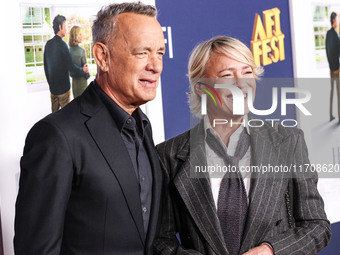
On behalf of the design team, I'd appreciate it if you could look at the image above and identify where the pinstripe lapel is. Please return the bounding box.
[240,118,291,253]
[174,122,228,255]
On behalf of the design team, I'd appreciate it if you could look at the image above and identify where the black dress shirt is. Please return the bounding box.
[326,27,340,71]
[43,35,84,95]
[93,81,153,236]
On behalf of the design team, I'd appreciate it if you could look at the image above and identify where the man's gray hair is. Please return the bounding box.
[92,2,157,44]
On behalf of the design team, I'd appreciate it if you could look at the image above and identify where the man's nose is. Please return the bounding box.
[146,55,163,74]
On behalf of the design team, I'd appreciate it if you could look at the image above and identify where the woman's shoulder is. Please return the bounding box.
[70,45,85,52]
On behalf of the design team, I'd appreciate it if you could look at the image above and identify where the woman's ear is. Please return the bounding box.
[92,42,110,72]
[194,82,204,96]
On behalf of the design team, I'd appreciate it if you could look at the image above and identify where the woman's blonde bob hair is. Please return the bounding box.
[188,36,264,118]
[69,26,81,47]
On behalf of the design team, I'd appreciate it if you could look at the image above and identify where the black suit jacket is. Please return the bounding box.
[154,119,331,255]
[14,82,163,255]
[326,28,340,71]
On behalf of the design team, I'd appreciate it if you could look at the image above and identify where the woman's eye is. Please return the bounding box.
[221,74,232,77]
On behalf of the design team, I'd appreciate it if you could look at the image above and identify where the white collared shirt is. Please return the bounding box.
[203,115,251,208]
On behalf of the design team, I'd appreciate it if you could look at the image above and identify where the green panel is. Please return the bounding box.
[34,35,43,43]
[31,8,42,26]
[35,46,44,62]
[24,35,32,43]
[315,36,319,47]
[83,43,91,59]
[44,8,50,25]
[321,35,325,46]
[22,7,32,26]
[25,46,34,63]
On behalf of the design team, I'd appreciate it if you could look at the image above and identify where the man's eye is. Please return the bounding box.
[137,52,147,56]
[221,74,232,77]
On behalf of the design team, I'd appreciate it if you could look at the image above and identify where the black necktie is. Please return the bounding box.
[206,128,250,255]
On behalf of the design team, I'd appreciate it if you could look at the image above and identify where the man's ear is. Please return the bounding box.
[92,42,110,72]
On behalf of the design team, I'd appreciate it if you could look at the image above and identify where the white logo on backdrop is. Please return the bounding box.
[162,26,173,59]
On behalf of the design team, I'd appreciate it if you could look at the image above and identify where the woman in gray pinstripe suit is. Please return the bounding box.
[154,36,331,255]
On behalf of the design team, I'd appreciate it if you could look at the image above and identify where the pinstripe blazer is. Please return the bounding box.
[154,119,331,255]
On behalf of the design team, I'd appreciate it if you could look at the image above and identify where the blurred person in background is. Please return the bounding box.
[44,15,89,112]
[69,25,90,98]
[326,12,340,123]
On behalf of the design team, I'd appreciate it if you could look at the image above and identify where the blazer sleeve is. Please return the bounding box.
[14,119,74,255]
[154,143,204,255]
[263,129,331,255]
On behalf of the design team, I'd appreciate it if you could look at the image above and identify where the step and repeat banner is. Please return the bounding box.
[156,0,294,139]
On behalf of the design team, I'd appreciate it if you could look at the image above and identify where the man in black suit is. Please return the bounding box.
[326,12,340,122]
[14,2,165,254]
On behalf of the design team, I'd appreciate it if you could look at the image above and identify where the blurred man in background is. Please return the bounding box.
[326,12,340,123]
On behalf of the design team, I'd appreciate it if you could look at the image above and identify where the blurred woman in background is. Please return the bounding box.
[69,26,90,98]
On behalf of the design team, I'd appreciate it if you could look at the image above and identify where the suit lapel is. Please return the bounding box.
[240,119,289,253]
[174,122,228,255]
[80,84,145,244]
